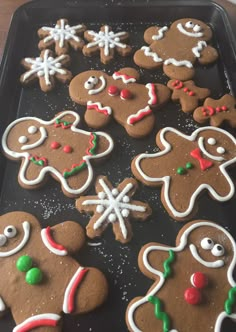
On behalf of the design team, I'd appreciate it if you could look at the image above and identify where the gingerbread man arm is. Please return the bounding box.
[143,26,169,44]
[195,44,218,65]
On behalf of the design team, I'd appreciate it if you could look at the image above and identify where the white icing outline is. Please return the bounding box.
[88,76,106,95]
[0,221,30,258]
[112,72,136,83]
[177,23,204,37]
[41,228,68,256]
[152,26,168,40]
[21,127,47,151]
[127,106,152,126]
[87,101,112,115]
[192,41,207,57]
[134,126,236,219]
[2,111,114,196]
[164,58,193,68]
[0,296,6,312]
[141,46,163,62]
[145,83,157,105]
[13,313,61,332]
[127,221,236,332]
[82,178,146,240]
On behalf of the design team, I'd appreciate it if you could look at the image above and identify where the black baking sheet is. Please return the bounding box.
[0,0,236,331]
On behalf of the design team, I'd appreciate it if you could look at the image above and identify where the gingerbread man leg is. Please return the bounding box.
[133,47,163,70]
[12,312,62,332]
[163,63,195,80]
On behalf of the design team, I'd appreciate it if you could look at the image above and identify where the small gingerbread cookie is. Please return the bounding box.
[167,79,210,113]
[131,126,236,221]
[38,18,86,55]
[69,67,170,138]
[126,220,236,332]
[0,211,108,331]
[134,18,218,80]
[2,111,114,197]
[20,49,72,92]
[82,25,132,64]
[193,94,236,128]
[76,176,152,243]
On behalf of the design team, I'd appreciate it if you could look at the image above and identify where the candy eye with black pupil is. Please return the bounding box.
[4,226,17,238]
[201,237,214,250]
[185,21,194,28]
[211,244,225,257]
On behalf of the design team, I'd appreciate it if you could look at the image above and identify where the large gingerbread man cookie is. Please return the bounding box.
[0,211,108,331]
[131,126,236,221]
[134,18,218,80]
[2,111,114,197]
[126,220,236,332]
[69,67,170,138]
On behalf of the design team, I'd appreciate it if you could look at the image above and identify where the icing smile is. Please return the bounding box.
[198,137,225,161]
[189,244,224,268]
[177,23,203,37]
[21,127,47,151]
[0,221,30,257]
[85,76,106,95]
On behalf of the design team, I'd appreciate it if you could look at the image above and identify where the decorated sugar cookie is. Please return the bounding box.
[2,111,113,198]
[126,220,236,332]
[76,176,152,243]
[0,211,108,332]
[38,18,86,55]
[20,49,72,92]
[134,18,218,80]
[193,94,236,128]
[82,25,132,64]
[131,126,236,221]
[69,67,170,138]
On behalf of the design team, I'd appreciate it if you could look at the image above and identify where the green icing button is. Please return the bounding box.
[186,162,193,169]
[26,267,43,285]
[177,167,186,175]
[16,255,33,272]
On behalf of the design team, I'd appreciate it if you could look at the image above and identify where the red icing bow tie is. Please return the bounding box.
[190,148,213,171]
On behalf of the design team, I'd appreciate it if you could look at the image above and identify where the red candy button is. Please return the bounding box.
[108,85,119,96]
[51,141,61,149]
[120,89,132,100]
[184,287,201,305]
[63,145,73,153]
[191,272,208,289]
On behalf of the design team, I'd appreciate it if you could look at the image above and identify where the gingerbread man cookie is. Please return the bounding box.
[131,126,236,221]
[20,49,72,92]
[38,18,86,55]
[82,25,132,64]
[193,94,236,128]
[134,18,218,80]
[167,79,210,113]
[0,211,108,331]
[2,111,113,198]
[126,220,236,332]
[76,176,152,244]
[69,68,170,138]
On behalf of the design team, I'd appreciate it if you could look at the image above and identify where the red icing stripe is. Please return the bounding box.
[68,268,88,313]
[128,107,152,125]
[45,227,67,252]
[87,103,110,116]
[16,318,58,332]
[149,83,157,105]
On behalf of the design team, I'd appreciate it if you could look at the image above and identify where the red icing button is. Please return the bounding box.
[108,85,119,96]
[191,272,208,289]
[120,89,132,100]
[188,91,195,96]
[63,145,73,153]
[51,141,61,149]
[184,287,202,305]
[221,105,228,111]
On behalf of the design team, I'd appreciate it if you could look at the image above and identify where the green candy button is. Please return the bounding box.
[16,255,33,272]
[177,167,186,175]
[26,267,43,285]
[186,162,193,169]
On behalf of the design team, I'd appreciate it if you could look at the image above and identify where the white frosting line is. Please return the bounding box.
[88,76,106,95]
[134,126,236,219]
[164,58,193,68]
[152,26,168,40]
[192,40,207,57]
[87,101,112,115]
[21,127,47,151]
[13,313,61,332]
[189,244,224,268]
[141,46,163,62]
[215,312,236,332]
[177,23,204,37]
[0,296,6,311]
[0,221,30,257]
[127,106,152,126]
[41,228,68,256]
[145,83,157,105]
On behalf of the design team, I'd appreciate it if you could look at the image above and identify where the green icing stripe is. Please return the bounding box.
[148,296,170,332]
[163,250,175,279]
[225,287,236,314]
[30,157,46,167]
[63,162,87,179]
[55,119,72,127]
[88,133,97,155]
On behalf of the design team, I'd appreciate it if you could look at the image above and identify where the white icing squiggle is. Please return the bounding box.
[164,58,193,68]
[192,40,207,57]
[141,46,163,62]
[87,101,112,115]
[152,26,168,40]
[112,72,136,83]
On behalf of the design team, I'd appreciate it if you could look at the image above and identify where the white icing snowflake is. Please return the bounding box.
[23,50,68,86]
[82,178,146,239]
[86,25,127,56]
[41,19,84,48]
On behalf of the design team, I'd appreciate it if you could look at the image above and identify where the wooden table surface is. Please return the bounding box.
[0,0,236,61]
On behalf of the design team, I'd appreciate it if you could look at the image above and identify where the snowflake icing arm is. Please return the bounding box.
[76,176,152,243]
[38,18,86,55]
[83,25,132,64]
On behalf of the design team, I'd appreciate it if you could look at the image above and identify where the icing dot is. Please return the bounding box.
[0,234,7,247]
[63,145,73,153]
[18,136,28,144]
[121,209,129,217]
[193,24,201,32]
[16,255,33,272]
[184,287,201,305]
[28,126,37,134]
[96,205,104,213]
[112,188,119,196]
[122,195,130,203]
[120,89,132,100]
[108,85,119,96]
[98,192,106,199]
[26,267,43,285]
[108,213,116,222]
[49,69,55,75]
[191,272,208,289]
[207,138,216,145]
[37,70,44,77]
[51,141,61,149]
[217,147,225,154]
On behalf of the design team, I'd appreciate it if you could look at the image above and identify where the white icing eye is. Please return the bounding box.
[28,126,38,134]
[18,136,28,144]
[207,138,216,145]
[201,237,214,250]
[185,21,194,29]
[89,76,98,84]
[4,226,17,238]
[0,234,7,247]
[84,76,98,90]
[211,244,225,257]
[193,24,201,32]
[217,147,225,154]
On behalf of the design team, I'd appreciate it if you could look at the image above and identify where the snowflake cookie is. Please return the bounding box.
[0,211,108,331]
[82,25,132,64]
[126,220,236,332]
[20,49,72,92]
[76,176,152,243]
[38,18,86,55]
[2,111,114,198]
